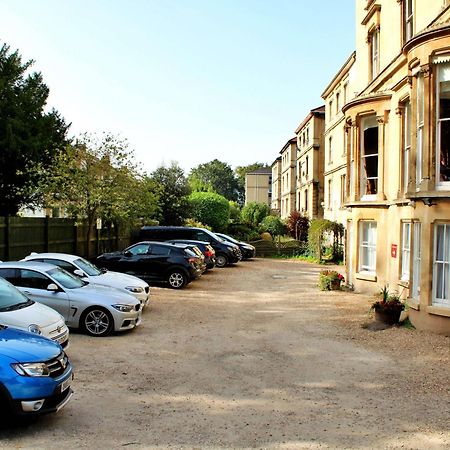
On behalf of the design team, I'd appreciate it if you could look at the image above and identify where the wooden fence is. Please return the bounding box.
[0,217,137,261]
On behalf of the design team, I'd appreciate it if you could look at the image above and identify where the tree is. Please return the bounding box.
[0,43,70,215]
[259,215,286,238]
[188,159,239,201]
[149,162,191,225]
[235,162,269,204]
[188,191,230,231]
[241,202,271,227]
[228,201,241,222]
[286,210,310,241]
[40,133,158,254]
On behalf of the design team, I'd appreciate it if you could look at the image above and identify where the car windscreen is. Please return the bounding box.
[75,258,102,276]
[47,267,86,289]
[220,234,238,244]
[184,249,197,258]
[0,278,31,311]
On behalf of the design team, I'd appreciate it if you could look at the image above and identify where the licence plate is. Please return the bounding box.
[59,377,71,393]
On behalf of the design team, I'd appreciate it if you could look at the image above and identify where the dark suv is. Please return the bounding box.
[139,226,241,268]
[95,242,203,289]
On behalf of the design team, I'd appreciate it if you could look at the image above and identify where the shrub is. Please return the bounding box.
[259,215,286,238]
[318,270,345,291]
[241,202,271,227]
[286,210,310,242]
[227,222,259,241]
[188,191,230,231]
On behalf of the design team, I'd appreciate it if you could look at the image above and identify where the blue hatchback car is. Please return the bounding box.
[0,326,73,416]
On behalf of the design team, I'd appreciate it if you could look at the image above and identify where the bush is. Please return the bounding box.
[318,270,345,291]
[228,201,241,222]
[188,192,230,231]
[227,222,259,241]
[286,210,309,242]
[259,215,286,238]
[241,202,271,227]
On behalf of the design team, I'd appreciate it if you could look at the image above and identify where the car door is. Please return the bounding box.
[118,243,156,279]
[145,244,172,279]
[17,269,71,321]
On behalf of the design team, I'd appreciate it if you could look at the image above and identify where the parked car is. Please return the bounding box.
[170,243,207,273]
[22,252,150,309]
[167,239,216,270]
[0,262,141,337]
[95,241,203,289]
[215,233,256,260]
[139,226,241,267]
[0,326,73,416]
[0,277,69,348]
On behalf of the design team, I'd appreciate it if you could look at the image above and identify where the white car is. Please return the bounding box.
[22,252,150,308]
[0,262,141,337]
[0,276,69,348]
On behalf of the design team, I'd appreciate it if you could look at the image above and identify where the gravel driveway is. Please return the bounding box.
[1,258,449,449]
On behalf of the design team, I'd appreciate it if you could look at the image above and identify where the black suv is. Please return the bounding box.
[139,226,241,268]
[95,242,203,289]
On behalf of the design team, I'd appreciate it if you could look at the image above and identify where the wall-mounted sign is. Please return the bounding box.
[391,244,397,258]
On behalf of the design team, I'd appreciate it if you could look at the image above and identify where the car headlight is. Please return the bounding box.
[28,324,42,335]
[11,362,50,377]
[125,286,144,293]
[112,304,135,312]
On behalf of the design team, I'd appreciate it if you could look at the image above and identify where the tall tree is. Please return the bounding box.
[188,159,239,201]
[149,162,191,225]
[234,162,269,204]
[39,133,158,253]
[0,43,70,215]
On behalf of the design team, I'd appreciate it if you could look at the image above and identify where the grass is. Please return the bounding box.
[267,254,318,263]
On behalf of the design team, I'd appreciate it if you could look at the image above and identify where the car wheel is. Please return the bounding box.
[215,254,228,268]
[167,270,187,289]
[81,307,114,337]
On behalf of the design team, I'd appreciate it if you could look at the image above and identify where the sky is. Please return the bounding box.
[0,0,355,174]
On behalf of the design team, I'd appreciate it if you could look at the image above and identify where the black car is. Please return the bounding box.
[215,233,256,260]
[139,226,241,268]
[167,240,216,270]
[95,241,203,289]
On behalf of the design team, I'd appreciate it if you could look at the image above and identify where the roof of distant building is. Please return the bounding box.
[247,166,272,175]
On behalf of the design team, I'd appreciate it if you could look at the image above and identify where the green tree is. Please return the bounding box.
[241,202,271,227]
[40,133,157,254]
[188,159,239,201]
[188,191,230,231]
[0,43,70,215]
[228,201,241,222]
[149,162,191,225]
[235,162,269,204]
[259,215,286,238]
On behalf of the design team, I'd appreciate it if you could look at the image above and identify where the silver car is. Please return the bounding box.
[0,262,141,337]
[22,252,150,308]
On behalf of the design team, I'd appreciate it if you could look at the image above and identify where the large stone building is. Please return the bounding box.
[295,106,325,220]
[279,138,297,219]
[244,167,272,206]
[342,0,450,333]
[321,53,356,226]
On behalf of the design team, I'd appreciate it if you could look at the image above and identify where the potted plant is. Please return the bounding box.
[318,270,345,291]
[371,286,405,325]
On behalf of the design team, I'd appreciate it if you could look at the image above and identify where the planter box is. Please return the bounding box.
[374,309,401,325]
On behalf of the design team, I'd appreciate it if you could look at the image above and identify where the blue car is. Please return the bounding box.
[0,325,73,416]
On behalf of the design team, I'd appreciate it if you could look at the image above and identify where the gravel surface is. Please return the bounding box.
[1,258,449,449]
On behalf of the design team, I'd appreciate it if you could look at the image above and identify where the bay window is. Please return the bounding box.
[403,101,411,192]
[436,62,450,185]
[433,224,450,307]
[416,74,424,186]
[360,115,378,197]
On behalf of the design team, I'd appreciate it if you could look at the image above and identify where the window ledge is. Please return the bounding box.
[426,305,450,318]
[356,271,377,282]
[398,280,409,288]
[407,299,420,310]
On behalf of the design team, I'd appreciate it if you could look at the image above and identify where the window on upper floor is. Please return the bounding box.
[305,156,309,177]
[306,126,310,145]
[360,115,378,197]
[328,136,333,164]
[343,83,348,105]
[436,62,450,186]
[304,189,308,212]
[340,174,346,206]
[369,27,380,80]
[329,100,333,119]
[416,73,424,187]
[402,100,411,192]
[336,92,340,114]
[327,179,332,209]
[403,0,414,43]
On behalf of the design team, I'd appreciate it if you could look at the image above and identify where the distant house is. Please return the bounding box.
[245,166,272,206]
[271,157,282,213]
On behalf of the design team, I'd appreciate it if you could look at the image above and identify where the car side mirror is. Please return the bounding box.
[47,283,59,292]
[73,269,85,277]
[124,251,133,257]
[100,267,107,273]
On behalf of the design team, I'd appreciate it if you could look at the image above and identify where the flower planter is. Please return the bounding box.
[374,309,401,325]
[330,280,341,290]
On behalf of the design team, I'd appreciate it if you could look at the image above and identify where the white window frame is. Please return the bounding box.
[401,222,411,281]
[432,223,450,307]
[370,28,380,80]
[359,221,377,274]
[360,115,378,199]
[411,222,421,301]
[436,62,450,189]
[403,101,411,192]
[416,74,424,188]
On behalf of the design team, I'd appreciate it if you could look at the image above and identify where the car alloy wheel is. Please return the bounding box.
[82,308,114,337]
[168,271,187,289]
[215,254,228,268]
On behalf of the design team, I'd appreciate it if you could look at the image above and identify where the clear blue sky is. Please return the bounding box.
[0,0,355,174]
